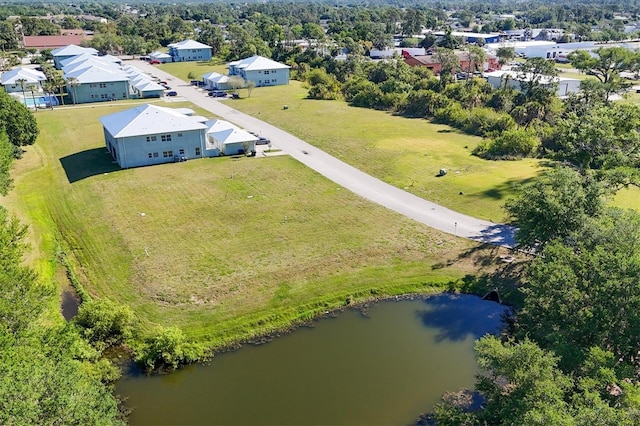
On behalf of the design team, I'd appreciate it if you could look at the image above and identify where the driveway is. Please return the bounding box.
[134,60,516,247]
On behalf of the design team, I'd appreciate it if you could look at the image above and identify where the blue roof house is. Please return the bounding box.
[227,55,290,87]
[99,104,210,168]
[168,40,212,62]
[64,65,130,104]
[51,44,98,69]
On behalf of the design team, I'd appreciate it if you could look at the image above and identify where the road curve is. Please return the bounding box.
[134,61,516,248]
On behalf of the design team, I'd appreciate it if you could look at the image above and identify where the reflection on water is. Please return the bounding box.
[117,294,507,425]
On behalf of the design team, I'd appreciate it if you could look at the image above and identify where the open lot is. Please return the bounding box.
[3,101,502,347]
[221,80,544,221]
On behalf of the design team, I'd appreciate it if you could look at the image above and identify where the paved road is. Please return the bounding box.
[133,60,516,247]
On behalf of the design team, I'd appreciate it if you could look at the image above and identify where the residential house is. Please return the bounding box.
[99,104,210,168]
[149,51,172,63]
[202,71,231,90]
[168,40,212,62]
[403,50,500,74]
[205,119,258,155]
[484,70,581,97]
[65,65,130,104]
[227,55,290,87]
[51,44,98,69]
[1,67,46,93]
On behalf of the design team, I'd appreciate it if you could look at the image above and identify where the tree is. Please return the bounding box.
[437,27,459,50]
[516,57,558,102]
[504,167,604,248]
[0,90,39,151]
[246,80,256,98]
[0,131,14,195]
[434,47,459,88]
[568,47,637,102]
[518,208,640,371]
[463,45,486,78]
[553,103,640,180]
[15,78,27,108]
[401,8,424,36]
[228,76,245,93]
[67,77,80,105]
[569,47,639,85]
[496,47,515,66]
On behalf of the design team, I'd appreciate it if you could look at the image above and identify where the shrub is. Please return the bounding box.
[135,326,209,371]
[74,299,134,348]
[434,102,470,129]
[398,90,452,118]
[465,107,516,136]
[473,128,540,159]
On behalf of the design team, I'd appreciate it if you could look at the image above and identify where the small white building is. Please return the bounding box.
[484,70,581,97]
[205,119,258,155]
[149,51,172,63]
[0,67,46,93]
[202,71,231,90]
[227,55,290,87]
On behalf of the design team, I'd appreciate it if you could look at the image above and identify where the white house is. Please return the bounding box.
[0,67,46,93]
[99,104,211,168]
[227,55,290,87]
[205,119,258,155]
[149,51,172,63]
[484,70,581,97]
[168,40,213,62]
[202,71,231,90]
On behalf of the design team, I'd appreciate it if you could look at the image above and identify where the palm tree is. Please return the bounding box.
[67,77,80,105]
[16,78,27,107]
[27,83,38,112]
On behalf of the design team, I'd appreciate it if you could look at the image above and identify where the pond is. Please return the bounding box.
[116,294,508,425]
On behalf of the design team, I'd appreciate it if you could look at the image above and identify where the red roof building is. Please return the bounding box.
[402,50,501,75]
[23,34,89,50]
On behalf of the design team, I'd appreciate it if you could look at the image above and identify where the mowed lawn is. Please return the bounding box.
[222,81,545,221]
[157,61,227,83]
[5,101,499,347]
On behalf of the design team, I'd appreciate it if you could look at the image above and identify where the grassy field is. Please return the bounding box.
[222,81,544,221]
[2,100,509,348]
[157,61,227,83]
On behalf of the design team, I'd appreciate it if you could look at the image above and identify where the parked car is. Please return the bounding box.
[208,90,228,97]
[166,91,178,97]
[231,92,240,99]
[149,60,161,64]
[256,136,270,145]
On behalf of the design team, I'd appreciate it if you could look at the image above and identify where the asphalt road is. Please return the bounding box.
[134,60,516,247]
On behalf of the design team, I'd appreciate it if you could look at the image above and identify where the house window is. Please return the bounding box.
[101,94,108,98]
[148,153,153,158]
[162,150,173,158]
[265,80,270,84]
[153,152,159,158]
[179,149,185,155]
[99,83,107,88]
[146,136,157,142]
[177,133,183,137]
[264,70,270,75]
[161,134,172,142]
[90,83,97,88]
[195,147,201,156]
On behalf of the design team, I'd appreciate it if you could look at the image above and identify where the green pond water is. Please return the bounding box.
[117,294,507,425]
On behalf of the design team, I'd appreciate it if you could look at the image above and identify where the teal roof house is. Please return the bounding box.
[168,40,212,62]
[1,67,46,93]
[205,119,258,155]
[227,55,290,87]
[100,105,211,169]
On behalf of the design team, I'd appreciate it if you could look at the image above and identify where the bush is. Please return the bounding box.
[434,102,470,129]
[473,128,540,159]
[74,299,134,349]
[398,90,452,118]
[135,326,209,371]
[465,107,516,136]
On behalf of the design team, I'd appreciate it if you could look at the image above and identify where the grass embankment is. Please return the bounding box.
[5,101,510,349]
[222,81,544,221]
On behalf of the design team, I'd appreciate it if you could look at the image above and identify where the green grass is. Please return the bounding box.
[157,61,227,83]
[4,101,506,348]
[223,81,544,221]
